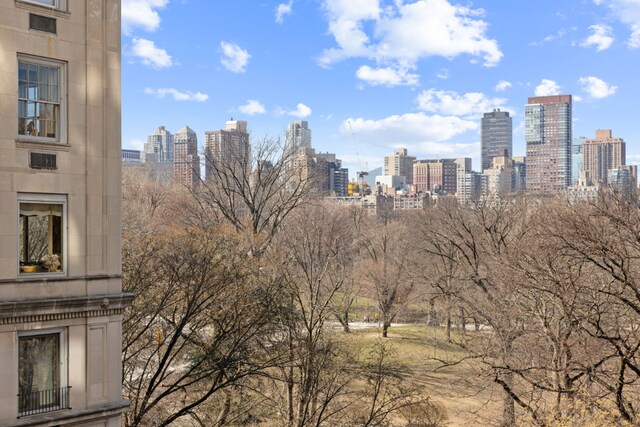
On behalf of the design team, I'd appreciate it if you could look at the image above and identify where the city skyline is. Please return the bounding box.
[122,0,640,178]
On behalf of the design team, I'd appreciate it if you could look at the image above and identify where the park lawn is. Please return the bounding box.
[347,324,503,426]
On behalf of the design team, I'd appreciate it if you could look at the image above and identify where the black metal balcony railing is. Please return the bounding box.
[17,386,71,418]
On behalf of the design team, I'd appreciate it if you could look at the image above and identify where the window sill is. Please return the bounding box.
[14,1,70,18]
[19,271,66,278]
[16,139,70,152]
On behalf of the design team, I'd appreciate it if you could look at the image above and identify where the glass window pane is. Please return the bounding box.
[18,61,61,140]
[27,81,38,101]
[19,202,63,273]
[19,334,60,410]
[38,84,49,101]
[19,62,27,81]
[28,101,36,117]
[47,119,56,138]
[50,85,58,102]
[28,64,38,83]
[38,67,48,85]
[49,68,58,87]
[37,119,47,137]
[18,100,27,118]
[19,80,28,99]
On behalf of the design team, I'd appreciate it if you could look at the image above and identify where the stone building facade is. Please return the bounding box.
[0,0,132,425]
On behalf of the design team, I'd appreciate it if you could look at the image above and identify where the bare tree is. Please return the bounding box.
[265,203,357,427]
[356,209,415,338]
[122,168,284,427]
[197,136,314,256]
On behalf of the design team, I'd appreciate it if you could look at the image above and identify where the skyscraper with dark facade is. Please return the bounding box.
[481,109,512,171]
[525,95,572,194]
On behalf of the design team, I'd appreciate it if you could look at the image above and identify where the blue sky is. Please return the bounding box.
[122,0,640,177]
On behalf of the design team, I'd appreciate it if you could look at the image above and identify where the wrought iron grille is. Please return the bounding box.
[17,386,71,418]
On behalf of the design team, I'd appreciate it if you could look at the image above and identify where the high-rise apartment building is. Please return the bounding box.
[0,0,132,425]
[144,125,174,163]
[583,129,626,185]
[525,95,572,194]
[284,120,312,159]
[481,109,512,171]
[205,119,250,179]
[455,158,480,204]
[571,137,586,186]
[413,159,457,194]
[384,148,417,185]
[174,125,201,189]
[483,152,515,198]
[316,152,349,196]
[608,165,637,196]
[512,156,527,192]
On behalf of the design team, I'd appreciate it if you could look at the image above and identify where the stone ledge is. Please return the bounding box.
[0,293,135,324]
[3,399,129,427]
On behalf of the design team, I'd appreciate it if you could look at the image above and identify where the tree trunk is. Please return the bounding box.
[427,298,437,326]
[215,391,232,427]
[382,321,391,338]
[501,371,516,427]
[459,306,466,336]
[445,294,452,343]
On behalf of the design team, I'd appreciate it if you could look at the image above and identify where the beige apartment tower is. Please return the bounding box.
[583,129,626,185]
[204,119,250,180]
[0,1,132,426]
[174,125,200,190]
[384,148,416,185]
[525,95,572,194]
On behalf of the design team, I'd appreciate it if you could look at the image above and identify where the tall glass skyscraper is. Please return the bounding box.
[525,95,572,194]
[481,109,512,171]
[284,120,312,158]
[144,125,174,163]
[571,137,586,186]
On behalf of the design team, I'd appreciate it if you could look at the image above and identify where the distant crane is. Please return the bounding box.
[348,120,368,197]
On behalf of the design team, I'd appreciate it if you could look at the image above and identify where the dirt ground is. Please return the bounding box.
[353,325,503,426]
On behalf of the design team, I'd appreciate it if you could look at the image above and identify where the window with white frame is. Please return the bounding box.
[19,0,67,11]
[18,329,69,417]
[18,55,66,143]
[18,194,66,275]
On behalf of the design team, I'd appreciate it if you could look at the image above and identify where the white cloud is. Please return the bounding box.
[220,42,250,73]
[341,113,478,155]
[355,65,419,86]
[144,88,208,102]
[416,89,508,117]
[289,103,312,118]
[319,0,502,77]
[530,29,567,46]
[122,0,168,35]
[581,24,614,51]
[495,80,512,92]
[578,76,617,98]
[534,79,561,96]
[131,38,173,68]
[596,1,640,47]
[275,1,293,24]
[238,99,266,115]
[436,68,449,79]
[630,25,640,47]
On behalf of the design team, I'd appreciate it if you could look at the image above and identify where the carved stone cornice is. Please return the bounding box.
[0,293,135,325]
